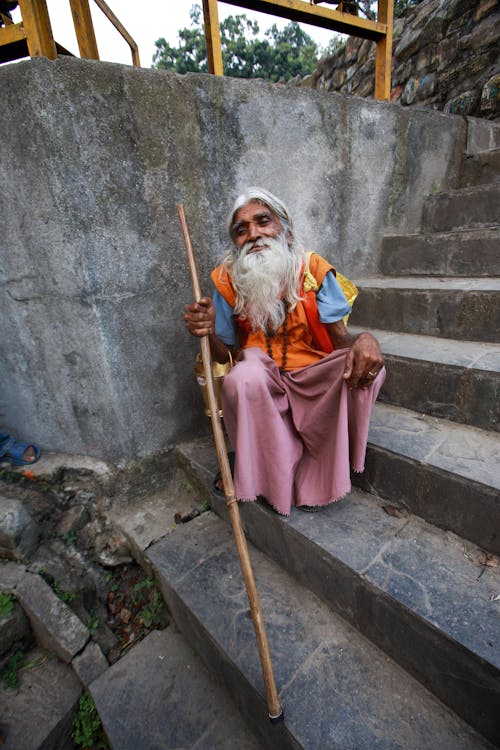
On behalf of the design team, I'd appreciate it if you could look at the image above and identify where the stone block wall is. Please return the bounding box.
[309,0,499,120]
[0,57,468,462]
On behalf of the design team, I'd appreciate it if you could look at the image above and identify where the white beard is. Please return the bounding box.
[230,233,303,332]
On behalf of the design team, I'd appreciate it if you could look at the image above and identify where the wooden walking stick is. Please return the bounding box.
[177,204,284,724]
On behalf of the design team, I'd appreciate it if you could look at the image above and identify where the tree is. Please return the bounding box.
[153,4,319,82]
[355,0,424,19]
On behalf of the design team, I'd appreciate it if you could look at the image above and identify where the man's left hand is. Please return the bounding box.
[343,332,384,389]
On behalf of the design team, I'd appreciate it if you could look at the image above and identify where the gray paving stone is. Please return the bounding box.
[176,439,500,744]
[111,485,200,574]
[90,628,263,750]
[460,148,500,188]
[0,647,81,750]
[350,327,500,372]
[368,404,500,490]
[350,327,500,430]
[15,572,89,663]
[380,228,500,276]
[147,512,493,750]
[72,641,108,687]
[349,277,500,341]
[421,184,500,232]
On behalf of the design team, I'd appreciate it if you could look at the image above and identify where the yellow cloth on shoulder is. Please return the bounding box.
[303,252,358,326]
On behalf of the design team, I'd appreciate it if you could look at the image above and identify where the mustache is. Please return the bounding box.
[240,239,270,255]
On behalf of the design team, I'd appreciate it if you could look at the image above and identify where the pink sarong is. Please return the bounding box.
[221,347,385,516]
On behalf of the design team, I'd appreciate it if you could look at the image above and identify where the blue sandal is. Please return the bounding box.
[0,433,40,466]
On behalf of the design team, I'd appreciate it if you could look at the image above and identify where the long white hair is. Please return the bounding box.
[222,188,305,332]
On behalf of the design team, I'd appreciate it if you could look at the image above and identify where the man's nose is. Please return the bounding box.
[248,222,261,240]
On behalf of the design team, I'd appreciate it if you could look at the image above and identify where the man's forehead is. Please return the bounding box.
[233,201,277,223]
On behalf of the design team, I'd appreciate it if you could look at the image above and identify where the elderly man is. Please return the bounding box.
[184,187,385,515]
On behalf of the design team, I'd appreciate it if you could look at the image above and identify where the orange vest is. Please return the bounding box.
[211,253,336,371]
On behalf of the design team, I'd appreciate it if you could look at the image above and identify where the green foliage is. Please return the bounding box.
[394,0,423,18]
[0,592,14,619]
[62,530,76,546]
[72,692,109,749]
[86,614,100,636]
[357,0,423,19]
[38,569,76,604]
[153,4,319,82]
[2,649,24,689]
[139,589,165,629]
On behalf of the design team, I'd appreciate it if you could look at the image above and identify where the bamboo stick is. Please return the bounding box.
[177,203,284,723]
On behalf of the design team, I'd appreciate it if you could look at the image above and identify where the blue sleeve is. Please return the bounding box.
[316,270,351,323]
[213,288,238,346]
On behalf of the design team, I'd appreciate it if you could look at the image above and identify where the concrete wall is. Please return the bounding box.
[0,57,467,462]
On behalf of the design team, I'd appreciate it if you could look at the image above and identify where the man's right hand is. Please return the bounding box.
[184,296,216,338]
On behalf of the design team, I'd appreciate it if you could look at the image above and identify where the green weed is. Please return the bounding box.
[62,530,77,546]
[72,691,109,749]
[0,592,14,619]
[1,649,24,688]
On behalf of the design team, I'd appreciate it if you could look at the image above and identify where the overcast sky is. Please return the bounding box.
[10,1,338,68]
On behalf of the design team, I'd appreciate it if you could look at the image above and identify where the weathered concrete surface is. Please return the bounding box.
[90,628,263,750]
[15,572,89,662]
[0,647,81,750]
[0,56,467,462]
[147,511,493,750]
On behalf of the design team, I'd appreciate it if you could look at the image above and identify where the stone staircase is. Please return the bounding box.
[89,146,500,748]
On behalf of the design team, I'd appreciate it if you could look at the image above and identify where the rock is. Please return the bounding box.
[402,77,419,105]
[416,73,437,100]
[480,73,500,116]
[475,0,498,22]
[0,647,81,750]
[15,572,89,662]
[0,497,38,562]
[0,601,30,662]
[0,561,27,592]
[72,641,108,686]
[445,89,480,116]
[458,12,500,52]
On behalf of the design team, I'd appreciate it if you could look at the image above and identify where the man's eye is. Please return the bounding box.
[259,218,270,225]
[236,226,246,236]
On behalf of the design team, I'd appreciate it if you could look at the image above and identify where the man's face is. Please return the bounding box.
[232,200,283,252]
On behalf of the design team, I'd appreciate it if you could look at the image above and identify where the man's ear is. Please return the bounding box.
[286,228,294,244]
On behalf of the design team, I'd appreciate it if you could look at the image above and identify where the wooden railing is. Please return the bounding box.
[0,0,140,66]
[202,0,393,100]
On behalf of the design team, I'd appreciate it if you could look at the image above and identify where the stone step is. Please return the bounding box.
[349,276,500,342]
[380,227,500,277]
[422,184,500,232]
[349,327,500,432]
[90,627,263,750]
[359,403,500,555]
[460,148,500,188]
[144,506,496,750]
[0,647,81,749]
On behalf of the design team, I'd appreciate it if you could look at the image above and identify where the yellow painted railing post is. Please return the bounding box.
[18,0,56,59]
[374,0,393,100]
[69,0,99,60]
[202,0,223,75]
